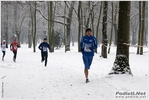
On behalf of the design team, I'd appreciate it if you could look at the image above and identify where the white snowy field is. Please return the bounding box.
[0,43,148,100]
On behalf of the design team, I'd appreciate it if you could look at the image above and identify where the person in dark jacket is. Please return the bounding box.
[38,38,50,66]
[80,28,97,83]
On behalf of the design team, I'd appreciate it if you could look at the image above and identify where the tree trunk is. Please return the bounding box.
[114,5,118,45]
[78,1,82,52]
[114,23,118,45]
[5,4,9,44]
[17,32,21,47]
[101,1,108,58]
[144,25,148,46]
[96,1,102,47]
[108,2,114,54]
[140,1,145,55]
[30,2,34,50]
[33,1,37,52]
[64,3,66,46]
[132,31,136,45]
[131,16,138,45]
[50,2,55,52]
[14,3,22,47]
[72,33,74,46]
[109,1,132,75]
[14,3,18,41]
[28,20,32,48]
[137,1,142,54]
[91,11,94,36]
[47,1,54,52]
[81,3,83,46]
[85,1,91,29]
[65,1,75,52]
[48,1,51,49]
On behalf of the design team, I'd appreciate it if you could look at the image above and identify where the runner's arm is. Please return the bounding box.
[10,44,12,50]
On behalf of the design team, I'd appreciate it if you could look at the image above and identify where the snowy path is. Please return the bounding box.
[1,44,148,100]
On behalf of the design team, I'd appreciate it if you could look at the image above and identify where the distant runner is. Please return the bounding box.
[10,38,20,62]
[38,38,50,67]
[80,28,97,83]
[1,40,8,61]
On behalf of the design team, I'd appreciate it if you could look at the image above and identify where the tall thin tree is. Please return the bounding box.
[33,1,37,52]
[65,1,75,52]
[78,1,82,52]
[101,1,108,58]
[108,2,114,54]
[137,1,142,54]
[5,3,9,44]
[96,1,102,46]
[140,1,145,55]
[114,4,118,45]
[48,1,54,52]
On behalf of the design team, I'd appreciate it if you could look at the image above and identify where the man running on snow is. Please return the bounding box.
[10,38,20,62]
[38,38,50,67]
[1,40,8,61]
[80,28,97,83]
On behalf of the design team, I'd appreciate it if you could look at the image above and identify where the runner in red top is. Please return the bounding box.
[10,38,20,62]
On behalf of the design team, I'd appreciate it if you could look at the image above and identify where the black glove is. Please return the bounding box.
[17,45,20,48]
[89,46,94,50]
[81,48,84,52]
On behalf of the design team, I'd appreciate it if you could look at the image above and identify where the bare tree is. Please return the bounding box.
[29,1,37,52]
[28,19,32,48]
[13,2,27,47]
[78,1,83,52]
[140,1,145,55]
[101,1,108,58]
[64,2,66,46]
[5,3,9,44]
[131,15,138,45]
[113,3,118,45]
[48,1,54,52]
[95,2,102,47]
[1,2,9,44]
[137,1,142,54]
[109,1,132,75]
[108,2,114,54]
[65,1,75,52]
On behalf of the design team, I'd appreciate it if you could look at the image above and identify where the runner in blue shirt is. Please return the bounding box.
[80,28,97,83]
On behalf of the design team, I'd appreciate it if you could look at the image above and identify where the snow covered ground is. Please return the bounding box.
[1,43,148,100]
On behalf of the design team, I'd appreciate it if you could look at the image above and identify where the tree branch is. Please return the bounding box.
[130,12,139,19]
[27,1,68,26]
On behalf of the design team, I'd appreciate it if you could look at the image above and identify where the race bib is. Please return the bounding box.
[43,47,47,52]
[14,46,17,50]
[1,44,6,51]
[84,44,92,52]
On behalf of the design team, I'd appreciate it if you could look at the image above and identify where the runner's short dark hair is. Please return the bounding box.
[44,38,47,40]
[86,28,92,33]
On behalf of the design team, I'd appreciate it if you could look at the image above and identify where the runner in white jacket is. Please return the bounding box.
[1,40,8,61]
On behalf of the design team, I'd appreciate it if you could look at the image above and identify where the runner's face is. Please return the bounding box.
[86,31,91,36]
[44,40,47,42]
